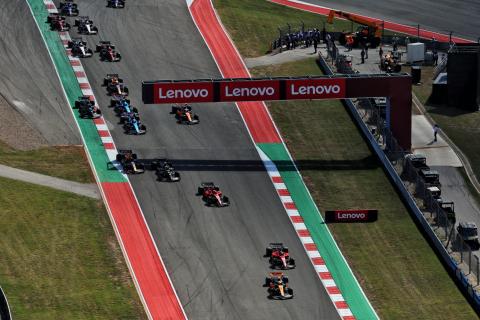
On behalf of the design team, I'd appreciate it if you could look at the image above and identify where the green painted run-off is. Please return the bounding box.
[27,0,125,183]
[257,142,378,320]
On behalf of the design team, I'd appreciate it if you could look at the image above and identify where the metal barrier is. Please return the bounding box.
[0,286,12,320]
[318,52,480,311]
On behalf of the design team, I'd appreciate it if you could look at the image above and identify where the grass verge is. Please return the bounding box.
[249,56,477,318]
[0,141,93,183]
[0,177,146,320]
[214,0,359,58]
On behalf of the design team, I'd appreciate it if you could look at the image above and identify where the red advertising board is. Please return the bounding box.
[219,80,280,102]
[285,78,346,100]
[153,82,214,104]
[325,209,378,223]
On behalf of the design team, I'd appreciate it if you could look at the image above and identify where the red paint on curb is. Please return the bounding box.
[305,243,318,251]
[343,316,356,320]
[290,216,304,223]
[312,257,325,265]
[284,202,297,210]
[46,3,55,9]
[272,176,283,183]
[94,118,106,125]
[190,0,281,143]
[269,0,474,44]
[101,182,185,320]
[336,301,349,309]
[75,71,86,77]
[70,60,81,66]
[98,130,110,137]
[79,83,90,89]
[103,143,115,149]
[277,189,290,196]
[319,271,333,279]
[327,286,340,294]
[297,229,310,237]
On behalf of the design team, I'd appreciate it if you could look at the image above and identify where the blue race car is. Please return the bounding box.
[59,0,79,16]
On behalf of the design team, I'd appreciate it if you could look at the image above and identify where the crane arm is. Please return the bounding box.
[327,10,381,29]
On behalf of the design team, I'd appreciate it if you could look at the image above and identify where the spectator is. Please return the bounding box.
[433,51,439,66]
[379,46,384,59]
[365,44,369,59]
[361,48,365,63]
[433,124,440,142]
[313,37,318,53]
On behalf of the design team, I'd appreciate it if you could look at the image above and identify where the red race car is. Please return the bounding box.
[47,13,71,31]
[265,243,296,270]
[197,182,230,207]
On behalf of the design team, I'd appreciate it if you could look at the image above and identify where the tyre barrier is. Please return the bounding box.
[0,286,12,320]
[318,53,480,313]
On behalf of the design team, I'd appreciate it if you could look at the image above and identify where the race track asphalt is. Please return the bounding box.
[302,0,480,41]
[0,1,80,145]
[56,0,340,319]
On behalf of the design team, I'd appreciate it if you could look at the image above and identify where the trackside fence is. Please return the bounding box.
[318,52,480,311]
[0,286,12,320]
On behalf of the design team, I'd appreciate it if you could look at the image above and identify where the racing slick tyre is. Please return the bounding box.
[265,247,273,257]
[171,106,179,114]
[197,187,204,195]
[67,41,74,48]
[116,154,124,162]
[264,277,271,287]
[222,196,230,206]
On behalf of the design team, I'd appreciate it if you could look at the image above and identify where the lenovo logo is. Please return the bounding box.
[325,209,378,223]
[220,80,280,101]
[290,84,341,95]
[336,212,368,220]
[159,88,209,99]
[153,82,213,103]
[224,86,276,97]
[286,79,345,99]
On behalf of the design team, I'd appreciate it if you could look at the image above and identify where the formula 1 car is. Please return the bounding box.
[47,13,71,31]
[121,113,147,135]
[171,104,199,125]
[264,272,294,300]
[103,74,129,96]
[110,97,138,115]
[116,150,145,174]
[265,243,296,270]
[74,96,101,119]
[74,16,98,35]
[59,0,79,16]
[99,46,121,62]
[96,41,116,52]
[152,159,181,182]
[67,38,93,58]
[197,182,230,207]
[107,0,125,8]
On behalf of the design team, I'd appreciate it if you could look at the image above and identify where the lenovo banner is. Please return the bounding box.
[153,82,214,104]
[286,78,346,100]
[219,80,280,102]
[325,209,378,223]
